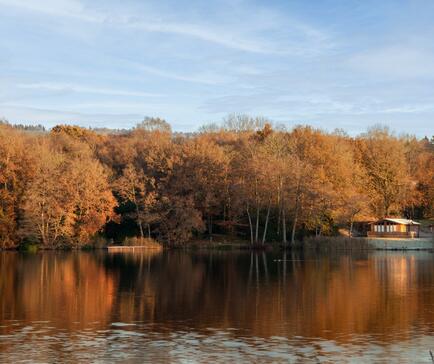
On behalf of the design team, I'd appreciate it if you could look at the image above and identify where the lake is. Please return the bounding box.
[1,249,434,363]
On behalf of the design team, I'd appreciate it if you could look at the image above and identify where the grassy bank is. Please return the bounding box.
[301,236,371,251]
[172,235,373,251]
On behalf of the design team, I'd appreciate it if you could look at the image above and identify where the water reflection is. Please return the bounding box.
[1,250,434,362]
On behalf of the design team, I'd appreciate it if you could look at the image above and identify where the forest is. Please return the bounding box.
[0,115,433,249]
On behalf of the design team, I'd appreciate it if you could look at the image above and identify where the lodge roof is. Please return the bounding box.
[370,218,420,225]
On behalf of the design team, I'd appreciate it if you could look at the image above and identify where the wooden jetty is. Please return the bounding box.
[106,245,162,252]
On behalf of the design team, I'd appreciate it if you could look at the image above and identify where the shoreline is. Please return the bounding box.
[2,236,433,252]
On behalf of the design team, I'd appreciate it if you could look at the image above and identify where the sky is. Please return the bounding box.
[1,0,434,135]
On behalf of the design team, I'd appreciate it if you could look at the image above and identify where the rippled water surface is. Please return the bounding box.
[1,249,434,363]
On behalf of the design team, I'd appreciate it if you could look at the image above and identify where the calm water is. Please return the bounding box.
[1,249,434,363]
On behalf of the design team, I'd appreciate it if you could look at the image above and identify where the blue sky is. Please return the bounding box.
[1,0,434,135]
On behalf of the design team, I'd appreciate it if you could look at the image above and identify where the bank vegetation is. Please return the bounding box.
[0,115,433,249]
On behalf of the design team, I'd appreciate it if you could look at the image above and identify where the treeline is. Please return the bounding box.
[0,116,433,248]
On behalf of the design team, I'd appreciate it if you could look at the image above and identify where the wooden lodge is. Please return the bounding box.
[367,218,420,238]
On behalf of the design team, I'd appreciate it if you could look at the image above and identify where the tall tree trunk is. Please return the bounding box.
[277,205,281,236]
[255,205,260,244]
[282,203,287,245]
[133,194,144,239]
[147,224,151,239]
[246,206,254,245]
[291,207,299,245]
[40,210,46,245]
[291,182,301,246]
[137,219,145,239]
[209,215,213,241]
[277,178,282,236]
[262,202,271,244]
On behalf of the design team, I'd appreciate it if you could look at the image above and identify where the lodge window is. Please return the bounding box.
[373,223,401,233]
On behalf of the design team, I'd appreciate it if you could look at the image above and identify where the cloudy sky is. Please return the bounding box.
[1,0,434,135]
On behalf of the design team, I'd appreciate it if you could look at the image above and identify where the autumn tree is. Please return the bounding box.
[0,125,35,247]
[115,163,157,239]
[222,113,267,132]
[20,136,116,247]
[410,137,434,218]
[135,117,172,133]
[357,127,411,217]
[322,133,371,237]
[173,136,230,238]
[157,195,204,245]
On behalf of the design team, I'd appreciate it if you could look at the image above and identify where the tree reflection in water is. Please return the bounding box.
[1,250,434,361]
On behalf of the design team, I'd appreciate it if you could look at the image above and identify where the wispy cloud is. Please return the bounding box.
[124,20,278,55]
[0,0,99,22]
[348,46,434,79]
[17,82,163,97]
[0,103,143,126]
[129,63,228,85]
[0,0,332,55]
[1,0,252,51]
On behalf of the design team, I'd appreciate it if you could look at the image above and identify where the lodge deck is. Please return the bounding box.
[367,231,419,238]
